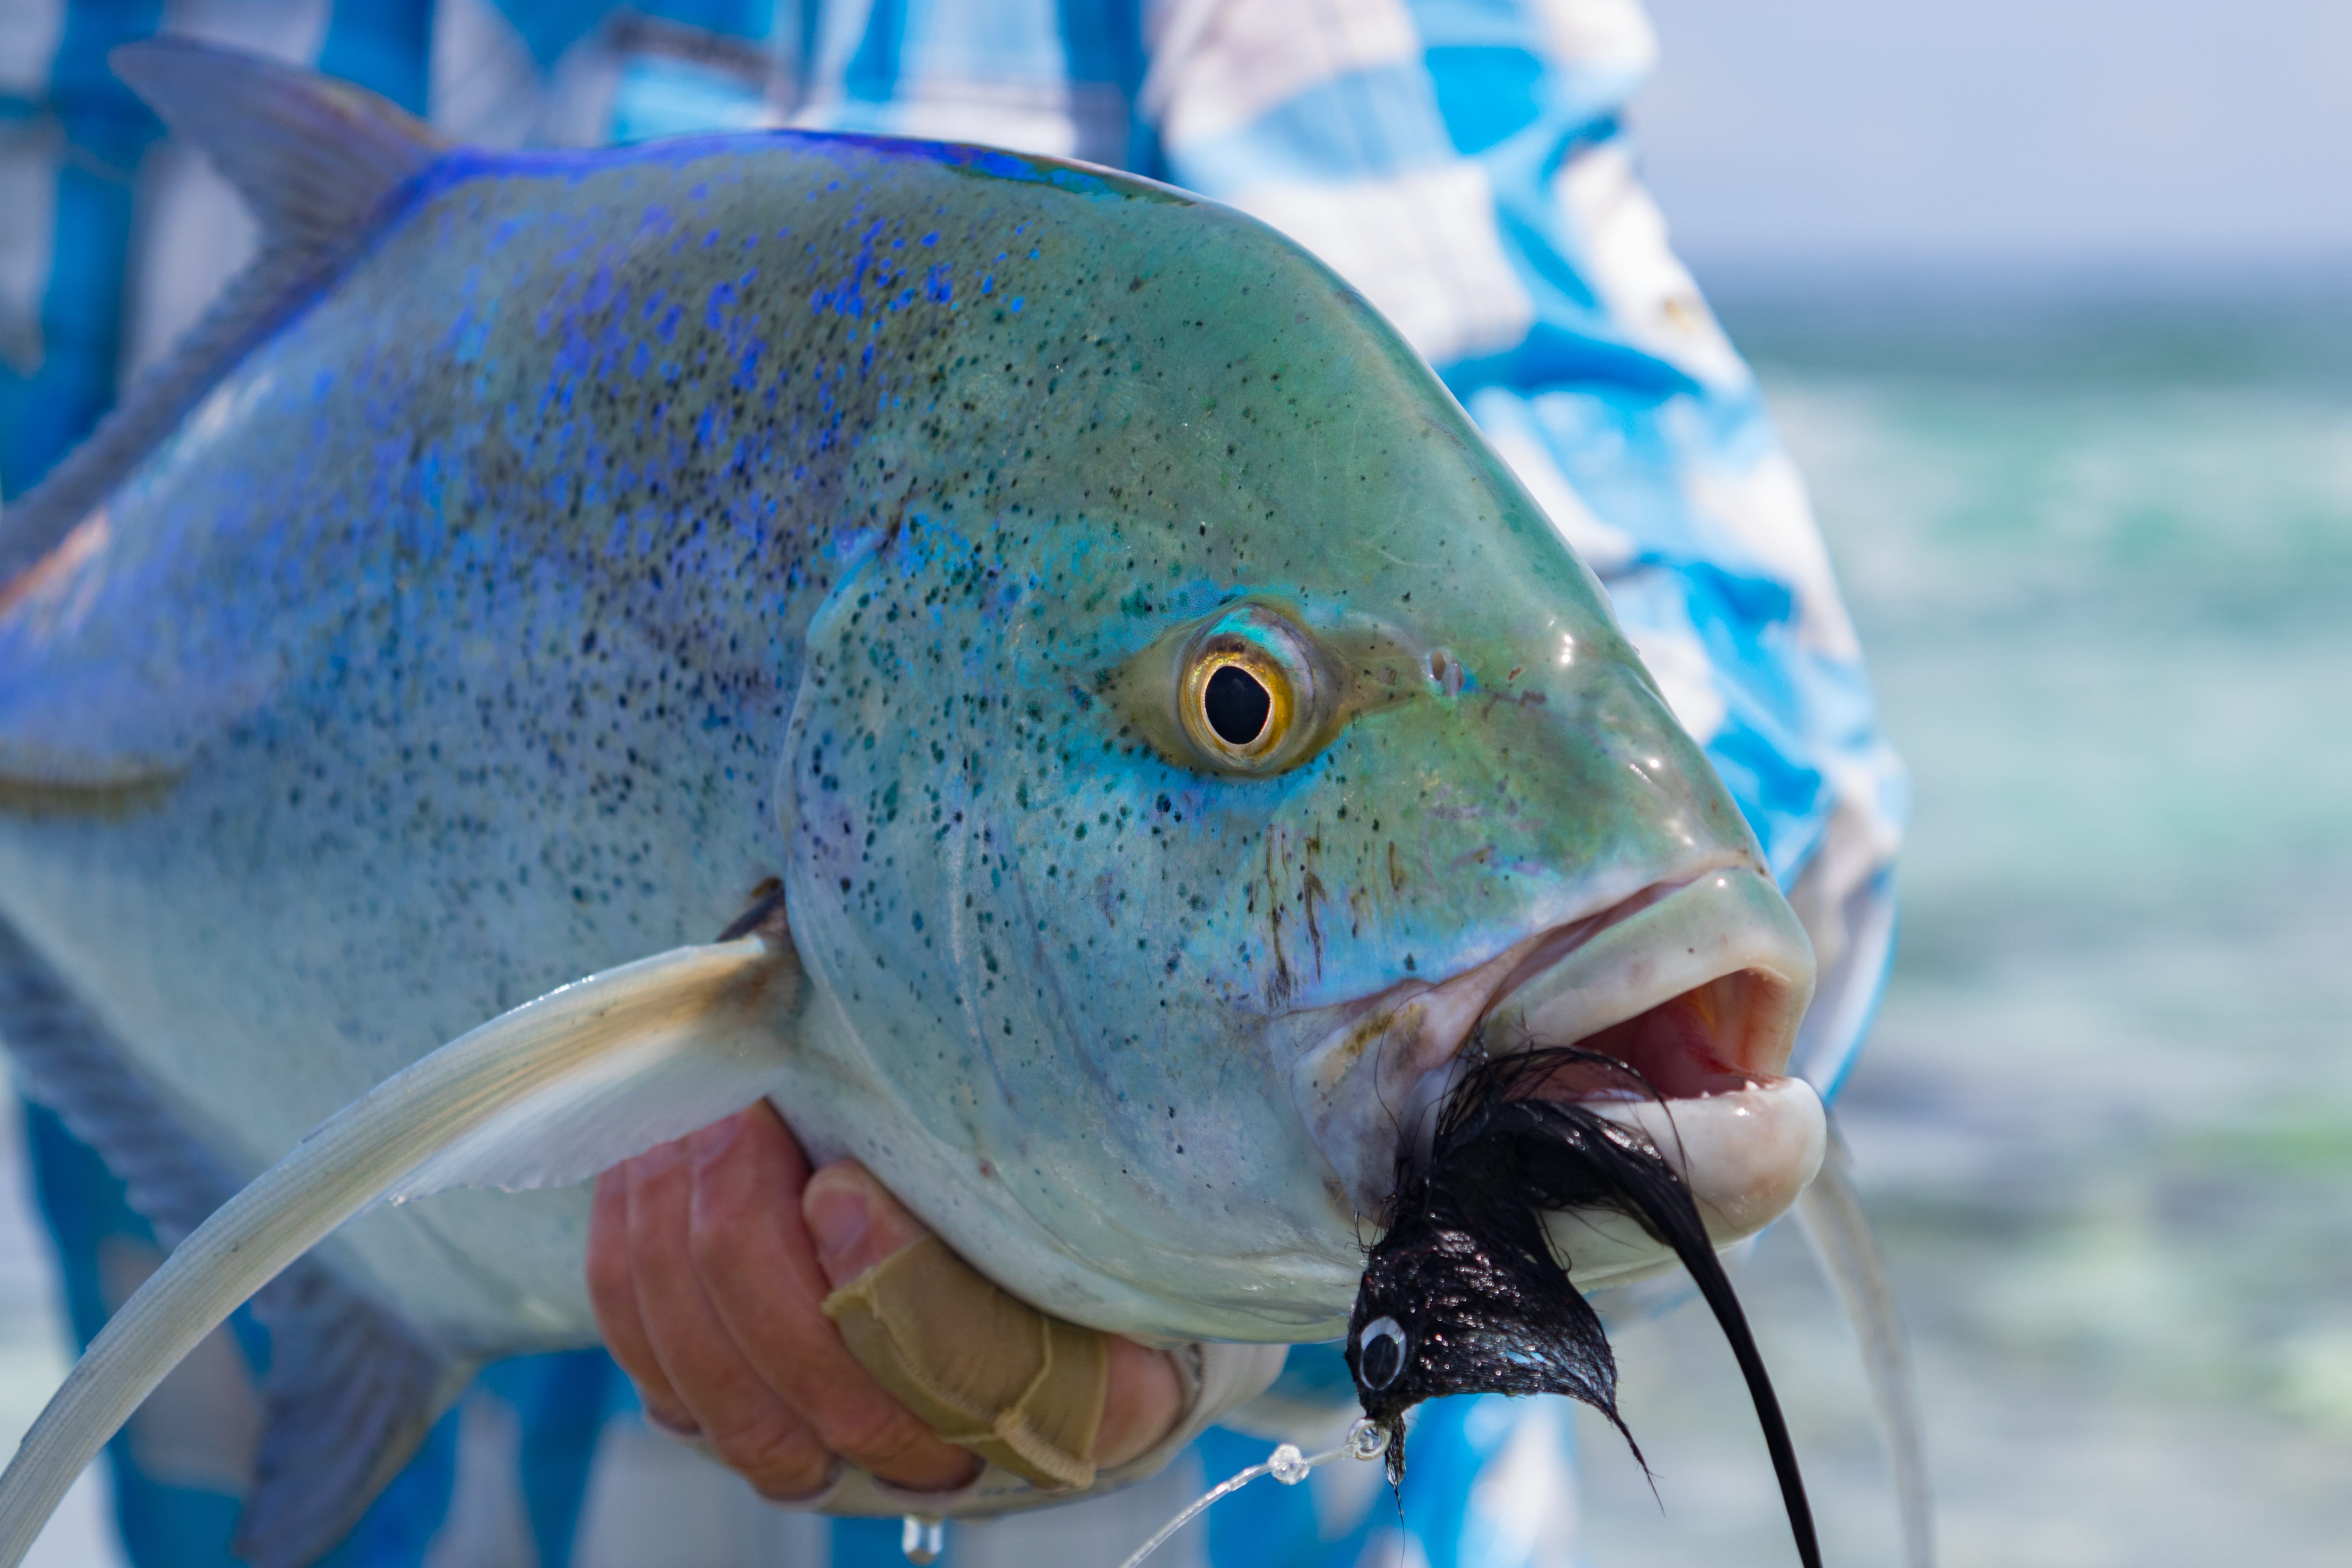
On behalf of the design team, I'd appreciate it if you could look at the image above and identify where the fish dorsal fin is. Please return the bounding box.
[0,41,447,586]
[110,39,446,250]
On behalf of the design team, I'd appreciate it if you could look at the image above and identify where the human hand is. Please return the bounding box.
[587,1100,1185,1499]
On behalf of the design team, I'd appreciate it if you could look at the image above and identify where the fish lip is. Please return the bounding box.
[1474,862,1816,1086]
[1547,1079,1828,1288]
[1476,873,1737,1049]
[1298,848,1757,1051]
[1289,856,1819,1222]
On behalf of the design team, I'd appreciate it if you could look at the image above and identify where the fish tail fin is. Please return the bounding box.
[0,40,447,586]
[0,915,473,1568]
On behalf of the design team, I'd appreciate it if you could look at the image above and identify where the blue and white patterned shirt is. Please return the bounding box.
[0,4,1903,1566]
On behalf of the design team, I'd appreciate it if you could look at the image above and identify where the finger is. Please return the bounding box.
[1096,1338,1185,1469]
[688,1114,978,1491]
[626,1135,836,1499]
[588,1165,695,1435]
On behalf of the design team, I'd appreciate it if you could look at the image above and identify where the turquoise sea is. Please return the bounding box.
[1576,281,2352,1567]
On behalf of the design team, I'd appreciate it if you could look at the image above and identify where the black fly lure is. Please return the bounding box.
[1345,1047,1821,1568]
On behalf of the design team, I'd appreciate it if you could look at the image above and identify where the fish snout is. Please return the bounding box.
[1291,866,1824,1284]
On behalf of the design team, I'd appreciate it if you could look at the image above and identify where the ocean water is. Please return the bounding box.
[1575,285,2352,1567]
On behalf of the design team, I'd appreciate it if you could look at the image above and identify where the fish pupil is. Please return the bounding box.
[1359,1316,1407,1389]
[1204,665,1272,746]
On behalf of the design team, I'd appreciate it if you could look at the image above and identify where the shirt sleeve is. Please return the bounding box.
[1139,0,1906,1096]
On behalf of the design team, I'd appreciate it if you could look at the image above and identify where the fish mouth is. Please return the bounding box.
[1291,860,1824,1288]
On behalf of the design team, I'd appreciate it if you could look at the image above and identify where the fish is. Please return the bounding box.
[0,37,1828,1564]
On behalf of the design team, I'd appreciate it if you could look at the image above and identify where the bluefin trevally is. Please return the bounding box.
[0,38,1827,1561]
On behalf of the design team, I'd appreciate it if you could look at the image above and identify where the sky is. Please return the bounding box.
[1629,0,2352,280]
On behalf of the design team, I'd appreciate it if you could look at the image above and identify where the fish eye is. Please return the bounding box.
[1186,649,1290,762]
[1204,663,1273,746]
[1174,606,1321,773]
[1358,1315,1409,1390]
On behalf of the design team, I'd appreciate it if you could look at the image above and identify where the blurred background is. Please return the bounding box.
[2,1,2349,1565]
[1570,2,2352,1565]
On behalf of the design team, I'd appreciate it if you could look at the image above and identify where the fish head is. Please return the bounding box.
[774,154,1818,1339]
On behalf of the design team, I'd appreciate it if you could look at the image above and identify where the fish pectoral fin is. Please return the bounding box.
[393,935,806,1199]
[230,913,811,1564]
[0,935,802,1568]
[0,914,473,1568]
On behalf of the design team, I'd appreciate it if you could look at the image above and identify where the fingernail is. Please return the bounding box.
[689,1114,738,1169]
[804,1182,870,1275]
[642,1403,700,1439]
[635,1139,682,1177]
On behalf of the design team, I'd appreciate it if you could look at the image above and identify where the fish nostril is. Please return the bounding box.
[1358,1315,1408,1388]
[1428,650,1464,698]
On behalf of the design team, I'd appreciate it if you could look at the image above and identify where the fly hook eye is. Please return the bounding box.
[1357,1315,1409,1390]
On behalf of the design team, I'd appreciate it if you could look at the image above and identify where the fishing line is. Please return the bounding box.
[1796,1125,1935,1568]
[1107,1417,1390,1568]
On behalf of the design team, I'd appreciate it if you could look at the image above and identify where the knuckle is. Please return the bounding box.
[708,1411,824,1488]
[685,1189,744,1268]
[818,1401,930,1472]
[749,1452,836,1503]
[685,1224,750,1296]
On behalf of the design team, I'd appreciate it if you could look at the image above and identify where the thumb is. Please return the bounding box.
[802,1161,933,1290]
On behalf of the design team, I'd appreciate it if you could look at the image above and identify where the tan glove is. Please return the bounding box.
[798,1336,1291,1521]
[823,1235,1109,1490]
